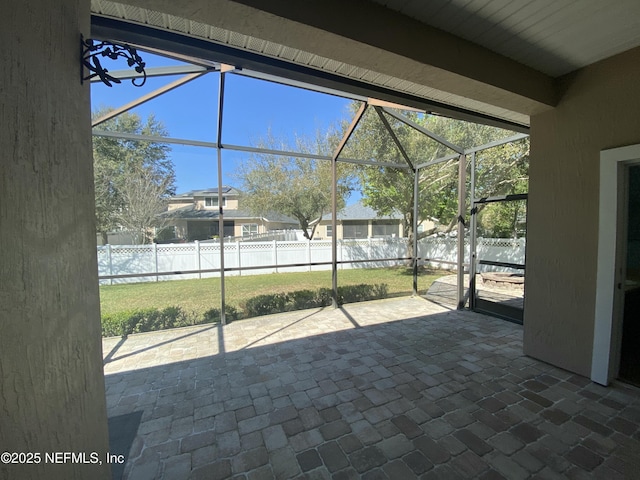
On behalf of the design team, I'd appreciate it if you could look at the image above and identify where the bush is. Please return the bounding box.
[202,305,240,324]
[338,283,388,304]
[129,308,162,334]
[102,305,213,337]
[375,284,388,298]
[131,306,195,334]
[202,308,221,324]
[243,293,289,317]
[240,283,388,318]
[287,290,322,310]
[316,288,334,306]
[101,283,390,336]
[101,310,135,337]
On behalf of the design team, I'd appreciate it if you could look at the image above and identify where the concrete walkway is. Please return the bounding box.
[103,297,640,479]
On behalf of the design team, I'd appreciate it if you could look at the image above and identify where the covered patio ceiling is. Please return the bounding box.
[90,0,640,130]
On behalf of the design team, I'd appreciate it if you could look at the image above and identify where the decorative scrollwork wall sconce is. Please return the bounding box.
[81,35,147,87]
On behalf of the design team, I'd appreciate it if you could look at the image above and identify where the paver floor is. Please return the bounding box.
[103,297,640,479]
[426,274,524,310]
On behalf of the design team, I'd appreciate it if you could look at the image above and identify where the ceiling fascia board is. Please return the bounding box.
[225,0,558,109]
[91,15,529,133]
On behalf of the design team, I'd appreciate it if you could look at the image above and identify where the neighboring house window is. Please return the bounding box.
[204,197,226,207]
[343,222,368,239]
[326,225,333,237]
[242,224,258,237]
[372,221,398,237]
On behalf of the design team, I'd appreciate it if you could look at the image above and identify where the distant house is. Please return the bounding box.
[160,187,298,241]
[314,201,439,240]
[314,202,404,240]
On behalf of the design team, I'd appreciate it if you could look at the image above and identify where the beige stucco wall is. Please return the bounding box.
[525,47,640,377]
[226,197,240,209]
[0,1,111,479]
[167,199,193,210]
[194,196,239,209]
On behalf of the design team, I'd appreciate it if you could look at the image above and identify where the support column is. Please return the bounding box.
[469,152,477,309]
[0,2,111,479]
[413,167,419,296]
[331,142,338,307]
[331,102,367,308]
[216,70,228,324]
[457,154,467,309]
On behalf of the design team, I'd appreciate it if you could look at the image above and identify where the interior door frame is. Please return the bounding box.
[592,144,640,385]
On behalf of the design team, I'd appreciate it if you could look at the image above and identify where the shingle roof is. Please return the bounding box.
[320,201,403,221]
[161,205,297,224]
[170,186,239,199]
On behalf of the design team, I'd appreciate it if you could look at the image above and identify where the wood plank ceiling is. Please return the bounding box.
[372,0,640,76]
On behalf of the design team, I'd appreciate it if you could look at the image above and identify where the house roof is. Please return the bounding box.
[169,186,239,200]
[321,201,402,222]
[161,204,297,224]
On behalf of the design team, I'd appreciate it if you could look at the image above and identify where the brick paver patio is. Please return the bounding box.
[102,297,640,479]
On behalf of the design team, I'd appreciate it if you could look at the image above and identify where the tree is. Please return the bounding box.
[477,199,527,238]
[339,104,529,255]
[236,130,354,239]
[92,109,175,244]
[475,146,529,238]
[115,165,174,244]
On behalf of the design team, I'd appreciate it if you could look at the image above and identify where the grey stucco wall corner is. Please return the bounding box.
[524,46,640,379]
[0,1,111,479]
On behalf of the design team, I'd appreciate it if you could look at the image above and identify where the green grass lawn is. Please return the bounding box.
[100,267,447,316]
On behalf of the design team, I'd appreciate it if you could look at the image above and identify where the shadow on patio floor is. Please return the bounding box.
[102,297,640,479]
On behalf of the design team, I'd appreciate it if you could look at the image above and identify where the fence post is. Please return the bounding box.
[153,243,159,282]
[273,240,278,273]
[107,244,113,286]
[195,240,201,279]
[237,241,241,276]
[307,239,312,272]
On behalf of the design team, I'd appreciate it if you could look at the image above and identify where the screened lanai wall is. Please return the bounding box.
[92,44,529,325]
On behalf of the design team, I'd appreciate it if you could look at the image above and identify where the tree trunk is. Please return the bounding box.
[404,214,414,266]
[406,233,414,266]
[308,223,318,240]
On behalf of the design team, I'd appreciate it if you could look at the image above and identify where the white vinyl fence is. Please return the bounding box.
[97,237,525,285]
[418,237,526,273]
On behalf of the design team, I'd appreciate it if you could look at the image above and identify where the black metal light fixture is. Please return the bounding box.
[81,35,147,87]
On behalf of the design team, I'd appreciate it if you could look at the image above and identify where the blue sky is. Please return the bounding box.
[91,52,355,194]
